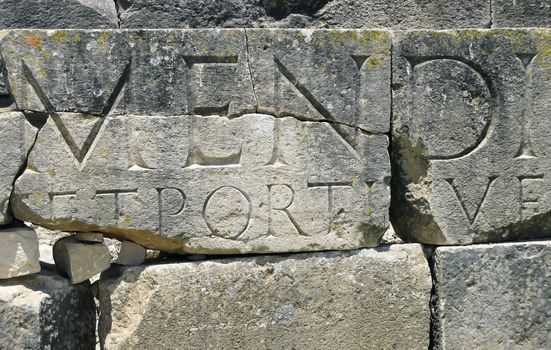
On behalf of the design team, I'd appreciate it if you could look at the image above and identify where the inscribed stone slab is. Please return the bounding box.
[3,30,391,254]
[392,29,551,244]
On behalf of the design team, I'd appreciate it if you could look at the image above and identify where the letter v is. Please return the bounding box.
[445,177,497,225]
[22,59,131,164]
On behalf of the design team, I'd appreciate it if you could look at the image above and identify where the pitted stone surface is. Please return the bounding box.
[392,29,551,245]
[0,112,37,224]
[492,0,551,28]
[115,0,490,29]
[433,241,551,349]
[0,226,40,279]
[99,244,431,350]
[4,29,391,254]
[0,0,118,29]
[0,270,95,350]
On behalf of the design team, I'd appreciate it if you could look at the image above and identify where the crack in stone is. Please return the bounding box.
[113,0,122,28]
[7,112,45,223]
[243,29,259,112]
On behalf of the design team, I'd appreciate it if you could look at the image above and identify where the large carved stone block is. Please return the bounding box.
[392,30,551,245]
[4,30,391,254]
[433,241,551,349]
[99,245,431,349]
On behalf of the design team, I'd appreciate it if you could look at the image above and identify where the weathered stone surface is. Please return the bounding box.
[0,270,95,350]
[5,30,391,254]
[0,112,37,224]
[53,236,111,283]
[0,226,40,279]
[492,0,551,27]
[115,0,490,29]
[392,29,551,245]
[99,244,431,349]
[0,0,118,29]
[75,231,104,243]
[115,241,145,266]
[314,0,490,29]
[433,241,551,349]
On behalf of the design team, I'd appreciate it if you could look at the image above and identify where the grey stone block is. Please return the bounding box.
[0,270,95,350]
[492,0,551,27]
[392,29,551,245]
[99,244,431,350]
[0,0,118,29]
[4,30,390,254]
[0,112,37,224]
[115,241,145,266]
[115,0,490,29]
[0,226,40,279]
[433,241,551,349]
[53,236,111,284]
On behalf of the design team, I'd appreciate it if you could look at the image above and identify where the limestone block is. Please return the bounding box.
[99,244,431,350]
[53,236,111,284]
[0,112,37,224]
[4,30,391,254]
[0,270,95,350]
[433,241,551,349]
[392,29,551,245]
[0,227,40,279]
[115,0,490,29]
[0,0,118,29]
[492,0,551,27]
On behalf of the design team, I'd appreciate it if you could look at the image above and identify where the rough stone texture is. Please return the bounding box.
[433,241,551,349]
[115,0,490,29]
[75,231,104,243]
[0,269,95,350]
[0,112,37,224]
[115,241,145,266]
[0,226,40,279]
[4,29,391,254]
[392,29,551,245]
[35,225,121,265]
[53,236,111,283]
[99,244,431,350]
[492,0,551,28]
[0,0,118,29]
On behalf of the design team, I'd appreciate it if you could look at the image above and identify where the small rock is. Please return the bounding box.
[74,232,104,243]
[53,236,110,284]
[0,226,40,279]
[115,241,146,266]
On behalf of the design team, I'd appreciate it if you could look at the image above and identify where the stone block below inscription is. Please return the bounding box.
[392,29,551,245]
[99,244,431,350]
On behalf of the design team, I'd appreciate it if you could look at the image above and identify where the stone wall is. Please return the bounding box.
[0,1,550,349]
